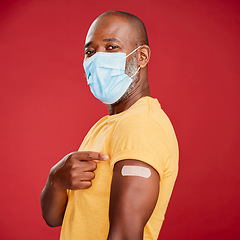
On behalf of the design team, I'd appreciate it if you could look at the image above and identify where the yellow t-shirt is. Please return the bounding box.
[60,96,179,240]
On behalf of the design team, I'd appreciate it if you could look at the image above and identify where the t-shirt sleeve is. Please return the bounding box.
[109,114,171,179]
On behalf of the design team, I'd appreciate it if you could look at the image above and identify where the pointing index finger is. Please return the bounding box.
[76,151,109,161]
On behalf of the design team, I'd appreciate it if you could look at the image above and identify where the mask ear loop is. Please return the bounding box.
[126,45,142,79]
[129,67,141,79]
[125,45,143,58]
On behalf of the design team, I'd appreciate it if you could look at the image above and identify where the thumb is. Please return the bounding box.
[94,153,109,163]
[99,153,109,160]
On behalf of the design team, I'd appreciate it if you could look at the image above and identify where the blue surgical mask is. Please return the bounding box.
[83,46,141,104]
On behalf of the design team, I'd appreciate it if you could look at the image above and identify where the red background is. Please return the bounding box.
[0,0,239,239]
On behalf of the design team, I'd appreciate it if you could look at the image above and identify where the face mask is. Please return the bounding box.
[83,46,141,104]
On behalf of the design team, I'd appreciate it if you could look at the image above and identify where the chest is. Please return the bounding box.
[76,121,114,199]
[80,122,112,154]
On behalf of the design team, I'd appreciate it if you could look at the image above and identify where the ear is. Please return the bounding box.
[137,45,151,68]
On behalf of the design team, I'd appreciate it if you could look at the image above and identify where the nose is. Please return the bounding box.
[95,45,107,53]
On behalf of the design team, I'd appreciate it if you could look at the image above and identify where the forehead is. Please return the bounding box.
[85,15,135,47]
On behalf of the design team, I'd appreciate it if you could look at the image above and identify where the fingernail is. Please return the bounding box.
[101,154,109,160]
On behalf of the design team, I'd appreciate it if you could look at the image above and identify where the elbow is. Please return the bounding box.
[45,221,62,228]
[41,211,63,228]
[43,215,63,228]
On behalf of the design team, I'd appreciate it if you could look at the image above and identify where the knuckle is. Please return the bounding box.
[69,172,78,185]
[66,163,75,173]
[67,160,81,172]
[87,152,94,159]
[65,157,73,165]
[67,152,78,163]
[65,153,74,162]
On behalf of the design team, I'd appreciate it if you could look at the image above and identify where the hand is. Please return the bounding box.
[49,151,109,190]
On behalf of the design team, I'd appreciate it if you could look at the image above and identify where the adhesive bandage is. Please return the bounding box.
[121,165,151,178]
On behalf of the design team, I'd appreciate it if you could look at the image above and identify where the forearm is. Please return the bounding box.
[40,175,68,227]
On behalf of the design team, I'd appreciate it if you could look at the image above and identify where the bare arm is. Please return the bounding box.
[107,159,160,240]
[40,151,109,227]
[40,174,68,227]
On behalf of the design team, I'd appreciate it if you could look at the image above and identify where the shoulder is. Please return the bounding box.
[109,114,170,178]
[113,113,163,136]
[108,97,179,178]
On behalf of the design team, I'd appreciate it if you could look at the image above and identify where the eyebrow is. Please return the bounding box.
[84,41,93,49]
[103,38,121,43]
[84,38,121,49]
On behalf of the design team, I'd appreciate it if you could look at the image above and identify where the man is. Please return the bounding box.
[41,11,179,240]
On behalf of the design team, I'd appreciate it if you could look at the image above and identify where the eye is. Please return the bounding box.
[85,49,95,56]
[107,45,119,51]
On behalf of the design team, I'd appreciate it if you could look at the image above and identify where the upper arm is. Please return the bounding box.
[107,159,160,240]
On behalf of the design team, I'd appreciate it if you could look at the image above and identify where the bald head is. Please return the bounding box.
[97,11,149,47]
[84,11,150,60]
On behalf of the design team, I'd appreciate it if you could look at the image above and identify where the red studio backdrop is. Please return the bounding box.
[0,0,239,239]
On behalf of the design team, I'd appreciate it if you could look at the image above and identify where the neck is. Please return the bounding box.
[107,77,151,115]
